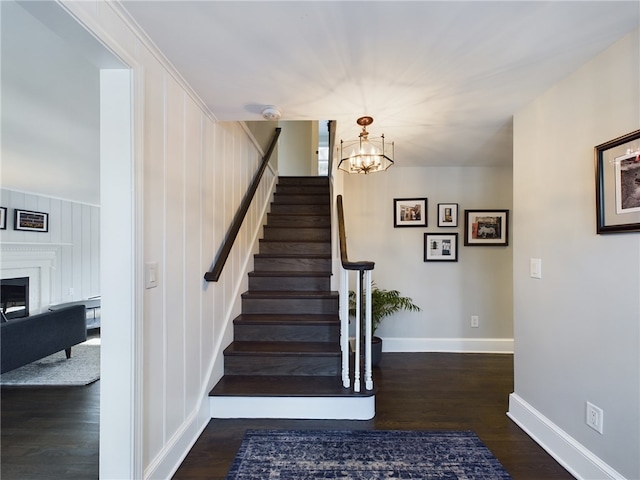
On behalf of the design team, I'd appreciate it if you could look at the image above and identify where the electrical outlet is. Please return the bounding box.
[471,315,479,328]
[586,402,604,434]
[68,287,75,296]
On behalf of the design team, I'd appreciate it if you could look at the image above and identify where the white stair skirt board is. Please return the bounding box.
[210,395,375,420]
[507,394,625,480]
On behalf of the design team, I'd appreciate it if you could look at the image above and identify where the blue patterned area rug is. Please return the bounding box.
[226,429,512,479]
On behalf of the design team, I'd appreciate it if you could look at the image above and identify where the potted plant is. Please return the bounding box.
[349,283,421,366]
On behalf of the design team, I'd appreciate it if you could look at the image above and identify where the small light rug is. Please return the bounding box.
[0,338,100,386]
[226,429,512,479]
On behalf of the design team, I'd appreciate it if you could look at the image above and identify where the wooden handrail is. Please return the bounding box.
[204,127,281,282]
[337,195,375,271]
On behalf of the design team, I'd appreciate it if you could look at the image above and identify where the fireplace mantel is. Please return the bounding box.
[0,244,62,314]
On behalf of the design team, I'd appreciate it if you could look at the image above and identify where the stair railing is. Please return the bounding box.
[336,195,375,392]
[205,128,281,282]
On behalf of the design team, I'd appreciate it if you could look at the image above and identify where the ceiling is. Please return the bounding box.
[121,1,640,168]
[1,1,639,207]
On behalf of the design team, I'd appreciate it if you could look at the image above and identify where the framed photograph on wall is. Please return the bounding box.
[394,198,427,227]
[0,207,6,230]
[424,233,458,262]
[14,209,49,232]
[595,129,640,234]
[464,210,509,246]
[437,203,458,227]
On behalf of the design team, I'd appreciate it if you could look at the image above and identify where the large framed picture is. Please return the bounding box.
[437,203,458,227]
[394,198,427,227]
[424,233,458,262]
[595,129,640,234]
[464,210,509,246]
[14,209,49,232]
[0,207,6,230]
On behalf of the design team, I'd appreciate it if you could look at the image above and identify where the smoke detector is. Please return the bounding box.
[261,106,282,121]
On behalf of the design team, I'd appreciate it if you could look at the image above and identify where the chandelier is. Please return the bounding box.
[338,116,394,174]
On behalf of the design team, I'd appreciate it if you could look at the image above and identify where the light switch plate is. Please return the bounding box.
[145,262,158,289]
[530,258,542,279]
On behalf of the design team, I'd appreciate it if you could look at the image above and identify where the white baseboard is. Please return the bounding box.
[210,395,375,420]
[507,393,625,480]
[382,337,514,353]
[144,399,211,480]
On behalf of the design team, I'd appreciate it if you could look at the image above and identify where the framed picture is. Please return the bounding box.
[437,203,458,227]
[595,129,640,234]
[464,210,509,246]
[394,198,427,227]
[0,207,6,230]
[424,233,458,262]
[14,209,49,232]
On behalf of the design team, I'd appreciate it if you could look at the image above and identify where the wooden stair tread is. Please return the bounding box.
[241,291,338,299]
[248,271,331,277]
[254,253,331,259]
[225,341,340,355]
[234,314,339,325]
[210,375,375,397]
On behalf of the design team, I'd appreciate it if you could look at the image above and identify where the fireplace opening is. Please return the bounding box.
[0,277,30,319]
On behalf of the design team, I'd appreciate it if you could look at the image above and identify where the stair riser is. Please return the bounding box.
[270,204,330,215]
[224,356,340,376]
[277,177,329,186]
[263,227,331,241]
[254,257,331,272]
[275,185,330,195]
[234,324,339,343]
[266,215,331,228]
[242,298,338,315]
[248,276,330,291]
[273,193,329,205]
[259,241,331,255]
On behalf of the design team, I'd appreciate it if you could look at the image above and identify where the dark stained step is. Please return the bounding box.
[241,290,338,315]
[223,341,341,376]
[209,375,375,397]
[275,185,330,195]
[258,239,331,255]
[266,213,330,227]
[270,203,331,215]
[277,176,329,186]
[233,314,340,342]
[248,271,331,291]
[272,193,329,205]
[263,226,331,241]
[253,254,331,272]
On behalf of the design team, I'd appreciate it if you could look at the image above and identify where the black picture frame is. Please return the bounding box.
[14,209,49,232]
[424,233,458,262]
[595,129,640,234]
[394,198,427,227]
[464,209,509,246]
[437,203,458,227]
[0,207,6,230]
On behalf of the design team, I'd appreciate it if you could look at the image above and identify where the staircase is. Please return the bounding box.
[209,176,375,420]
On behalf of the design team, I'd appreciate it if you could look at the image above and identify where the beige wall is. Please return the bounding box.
[510,28,639,479]
[342,165,514,352]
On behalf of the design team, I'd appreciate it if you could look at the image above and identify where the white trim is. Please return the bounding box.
[210,395,376,420]
[507,394,626,480]
[144,399,210,480]
[382,337,514,354]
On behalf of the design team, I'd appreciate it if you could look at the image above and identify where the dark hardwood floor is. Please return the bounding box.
[1,353,574,480]
[1,381,100,479]
[176,353,573,480]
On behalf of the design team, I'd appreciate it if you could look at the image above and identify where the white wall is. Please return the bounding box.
[342,165,514,352]
[58,2,276,478]
[0,189,100,309]
[510,29,639,479]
